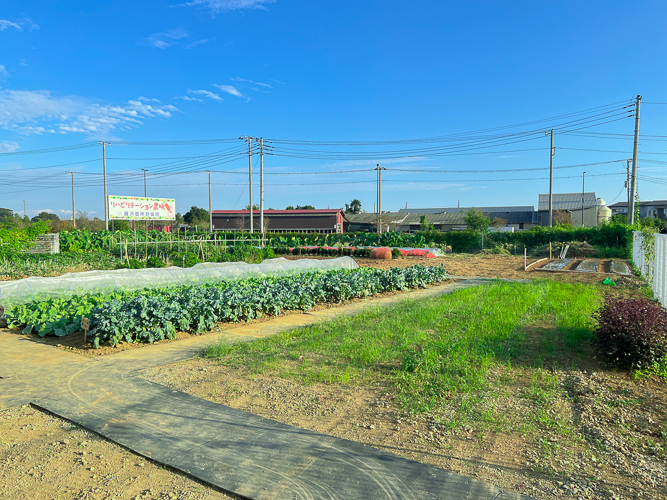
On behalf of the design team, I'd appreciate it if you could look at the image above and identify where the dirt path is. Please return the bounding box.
[142,360,667,500]
[355,254,636,285]
[0,405,233,500]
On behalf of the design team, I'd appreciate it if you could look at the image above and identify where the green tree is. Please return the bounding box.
[31,211,60,223]
[0,207,13,221]
[463,208,490,233]
[183,206,209,224]
[244,204,260,210]
[490,217,507,228]
[552,209,572,227]
[345,199,362,214]
[285,205,295,210]
[419,215,434,232]
[285,205,316,210]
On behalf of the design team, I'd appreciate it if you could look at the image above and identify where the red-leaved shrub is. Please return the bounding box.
[594,296,667,368]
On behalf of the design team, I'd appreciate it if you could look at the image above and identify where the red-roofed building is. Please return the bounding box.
[212,209,345,233]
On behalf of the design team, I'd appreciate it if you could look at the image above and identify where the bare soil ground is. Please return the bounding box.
[355,254,636,286]
[0,405,233,500]
[141,359,667,500]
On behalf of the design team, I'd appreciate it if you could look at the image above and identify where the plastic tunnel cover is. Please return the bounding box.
[0,257,359,305]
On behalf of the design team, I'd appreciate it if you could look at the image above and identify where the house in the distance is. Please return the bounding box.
[609,200,667,220]
[211,209,345,233]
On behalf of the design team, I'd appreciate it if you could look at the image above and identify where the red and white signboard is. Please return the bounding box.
[108,195,176,220]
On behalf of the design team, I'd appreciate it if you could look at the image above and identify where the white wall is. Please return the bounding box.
[633,231,667,307]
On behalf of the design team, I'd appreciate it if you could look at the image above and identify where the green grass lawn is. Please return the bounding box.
[206,280,601,420]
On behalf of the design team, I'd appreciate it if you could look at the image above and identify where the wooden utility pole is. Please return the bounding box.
[546,129,555,226]
[206,170,213,231]
[627,159,631,219]
[66,171,75,228]
[582,171,586,227]
[101,141,109,230]
[629,95,642,225]
[240,136,254,233]
[260,138,264,234]
[375,164,386,234]
[142,168,148,231]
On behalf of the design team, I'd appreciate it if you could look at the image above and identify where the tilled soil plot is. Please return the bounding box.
[355,255,636,285]
[142,360,667,500]
[0,405,233,500]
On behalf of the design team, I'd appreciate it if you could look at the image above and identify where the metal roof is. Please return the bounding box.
[398,206,534,214]
[344,213,408,224]
[213,209,342,215]
[538,193,596,211]
[609,200,667,208]
[397,211,536,225]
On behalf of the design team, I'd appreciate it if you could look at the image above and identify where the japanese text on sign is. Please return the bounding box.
[108,196,176,221]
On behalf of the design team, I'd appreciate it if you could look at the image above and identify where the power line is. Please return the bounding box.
[0,142,98,157]
[0,158,99,172]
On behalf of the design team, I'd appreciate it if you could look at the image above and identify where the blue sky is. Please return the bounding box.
[1,1,666,219]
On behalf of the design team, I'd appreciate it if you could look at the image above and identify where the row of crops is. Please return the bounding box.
[57,230,428,253]
[5,265,449,348]
[56,224,633,255]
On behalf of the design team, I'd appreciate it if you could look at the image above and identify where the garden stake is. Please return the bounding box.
[81,317,90,345]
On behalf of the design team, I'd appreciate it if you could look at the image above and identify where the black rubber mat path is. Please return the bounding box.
[0,279,535,500]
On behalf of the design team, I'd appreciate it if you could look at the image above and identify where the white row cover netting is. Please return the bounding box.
[0,257,359,305]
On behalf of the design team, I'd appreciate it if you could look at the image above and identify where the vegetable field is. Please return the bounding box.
[6,265,448,348]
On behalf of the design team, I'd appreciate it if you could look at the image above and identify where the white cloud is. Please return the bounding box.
[137,96,161,103]
[188,89,223,101]
[179,95,203,102]
[0,18,39,32]
[213,84,244,97]
[0,141,19,153]
[176,0,276,14]
[231,76,272,88]
[0,90,177,136]
[145,28,189,49]
[184,38,213,49]
[0,64,8,79]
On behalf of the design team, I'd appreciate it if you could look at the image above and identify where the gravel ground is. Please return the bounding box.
[141,360,667,500]
[0,405,234,500]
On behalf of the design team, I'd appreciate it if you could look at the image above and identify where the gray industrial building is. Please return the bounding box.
[537,193,599,228]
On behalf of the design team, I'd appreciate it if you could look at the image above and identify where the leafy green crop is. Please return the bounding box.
[6,265,448,348]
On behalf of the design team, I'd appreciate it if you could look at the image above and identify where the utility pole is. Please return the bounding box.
[142,168,148,231]
[375,164,386,234]
[23,200,26,219]
[582,171,586,227]
[101,141,109,230]
[546,129,555,226]
[240,136,254,233]
[629,95,642,225]
[627,159,631,219]
[66,172,75,229]
[206,170,213,231]
[260,138,264,235]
